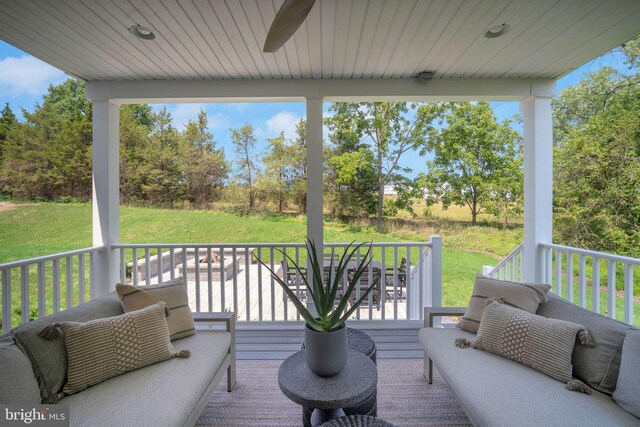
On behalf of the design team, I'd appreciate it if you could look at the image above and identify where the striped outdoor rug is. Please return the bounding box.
[197,359,471,427]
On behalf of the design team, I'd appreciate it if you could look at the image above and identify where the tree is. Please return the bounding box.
[289,119,307,213]
[325,102,442,227]
[260,132,289,212]
[231,124,258,210]
[0,103,17,164]
[1,80,93,200]
[418,102,523,226]
[554,109,640,257]
[140,107,182,206]
[326,148,378,218]
[180,110,228,208]
[552,37,640,256]
[119,104,153,204]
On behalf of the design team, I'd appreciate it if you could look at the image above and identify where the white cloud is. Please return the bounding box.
[160,104,230,133]
[208,113,230,130]
[265,111,303,140]
[0,55,66,96]
[167,103,205,130]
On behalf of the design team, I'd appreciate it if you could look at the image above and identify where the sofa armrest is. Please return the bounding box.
[424,307,466,327]
[192,312,236,391]
[422,307,465,384]
[193,311,235,326]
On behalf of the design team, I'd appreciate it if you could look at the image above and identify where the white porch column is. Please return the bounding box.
[92,100,120,297]
[521,96,553,283]
[305,97,324,253]
[306,97,323,314]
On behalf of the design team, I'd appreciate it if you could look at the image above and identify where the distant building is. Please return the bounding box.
[383,182,397,196]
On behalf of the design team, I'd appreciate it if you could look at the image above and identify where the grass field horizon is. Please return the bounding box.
[2,201,639,327]
[0,201,515,311]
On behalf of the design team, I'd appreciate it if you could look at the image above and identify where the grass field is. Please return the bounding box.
[1,201,638,327]
[0,202,504,321]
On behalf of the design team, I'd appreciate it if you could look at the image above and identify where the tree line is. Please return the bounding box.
[552,38,640,257]
[0,80,522,226]
[3,35,638,258]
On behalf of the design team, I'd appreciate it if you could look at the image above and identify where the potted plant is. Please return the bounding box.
[259,239,377,377]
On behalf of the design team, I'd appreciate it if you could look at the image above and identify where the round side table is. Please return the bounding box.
[319,415,395,427]
[279,350,378,427]
[302,328,378,424]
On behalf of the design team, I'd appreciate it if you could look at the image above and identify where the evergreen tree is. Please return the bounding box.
[289,118,307,213]
[180,110,228,208]
[0,103,18,164]
[259,132,289,212]
[230,124,258,210]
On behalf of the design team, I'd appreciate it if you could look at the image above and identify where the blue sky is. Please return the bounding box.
[0,40,628,178]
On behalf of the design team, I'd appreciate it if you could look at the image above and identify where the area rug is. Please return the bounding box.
[197,359,471,427]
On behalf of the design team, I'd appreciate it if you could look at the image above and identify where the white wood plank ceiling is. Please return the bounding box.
[0,0,639,82]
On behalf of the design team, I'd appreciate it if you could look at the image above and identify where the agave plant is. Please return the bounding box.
[258,239,376,332]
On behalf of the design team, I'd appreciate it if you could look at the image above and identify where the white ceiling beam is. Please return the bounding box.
[85,78,556,104]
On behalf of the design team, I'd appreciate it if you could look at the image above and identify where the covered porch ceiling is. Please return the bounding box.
[0,0,639,101]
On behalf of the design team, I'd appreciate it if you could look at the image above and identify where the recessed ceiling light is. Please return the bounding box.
[128,24,156,40]
[485,24,510,39]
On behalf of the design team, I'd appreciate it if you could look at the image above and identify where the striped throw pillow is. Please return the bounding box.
[57,303,186,396]
[456,274,550,333]
[117,278,195,340]
[472,300,594,387]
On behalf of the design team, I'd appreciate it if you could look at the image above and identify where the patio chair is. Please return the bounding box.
[349,268,382,310]
[385,257,406,298]
[281,258,306,301]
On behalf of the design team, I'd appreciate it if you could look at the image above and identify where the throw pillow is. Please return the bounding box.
[613,329,640,417]
[39,302,189,398]
[537,294,631,395]
[459,299,594,393]
[0,336,42,404]
[456,274,551,333]
[116,277,195,340]
[11,292,124,403]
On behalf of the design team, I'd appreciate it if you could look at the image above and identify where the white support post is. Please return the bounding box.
[521,96,553,283]
[428,236,442,309]
[92,100,120,298]
[306,97,324,314]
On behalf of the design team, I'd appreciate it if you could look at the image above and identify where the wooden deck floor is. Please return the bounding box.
[234,323,424,360]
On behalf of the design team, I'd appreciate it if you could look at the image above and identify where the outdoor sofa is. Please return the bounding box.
[1,292,235,427]
[420,293,640,426]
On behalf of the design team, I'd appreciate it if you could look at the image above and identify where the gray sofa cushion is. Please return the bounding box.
[457,274,550,333]
[11,293,124,402]
[419,327,640,427]
[0,336,41,404]
[536,294,632,395]
[62,330,231,427]
[613,330,640,418]
[472,300,591,385]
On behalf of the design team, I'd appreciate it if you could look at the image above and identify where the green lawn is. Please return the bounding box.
[4,202,637,328]
[0,202,498,328]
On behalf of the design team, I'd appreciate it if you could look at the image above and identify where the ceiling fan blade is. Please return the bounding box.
[263,0,316,53]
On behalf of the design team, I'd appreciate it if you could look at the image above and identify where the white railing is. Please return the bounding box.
[540,243,640,325]
[484,243,523,282]
[113,237,442,323]
[0,246,104,334]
